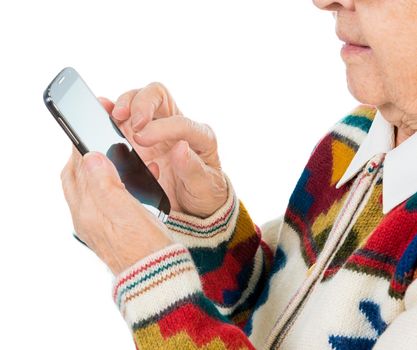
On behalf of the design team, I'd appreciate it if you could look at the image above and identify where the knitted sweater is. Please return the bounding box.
[113,105,417,349]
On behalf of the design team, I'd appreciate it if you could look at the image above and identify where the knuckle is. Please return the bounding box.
[61,178,75,204]
[202,123,217,144]
[118,89,138,103]
[60,167,66,182]
[117,92,128,103]
[60,172,71,193]
[148,81,166,91]
[198,122,218,146]
[147,82,170,98]
[181,118,217,147]
[60,159,72,181]
[182,116,194,129]
[61,179,68,194]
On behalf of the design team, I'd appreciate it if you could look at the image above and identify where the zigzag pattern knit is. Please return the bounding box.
[113,105,417,349]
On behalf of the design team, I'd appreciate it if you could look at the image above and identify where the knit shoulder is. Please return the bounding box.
[307,104,377,188]
[284,104,378,265]
[329,104,377,151]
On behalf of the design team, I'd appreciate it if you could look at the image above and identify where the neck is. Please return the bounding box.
[378,103,416,147]
[395,127,414,147]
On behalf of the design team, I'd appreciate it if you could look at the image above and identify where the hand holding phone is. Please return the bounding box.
[60,143,173,275]
[44,67,171,221]
[109,83,229,219]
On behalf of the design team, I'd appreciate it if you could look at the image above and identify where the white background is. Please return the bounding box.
[0,1,356,348]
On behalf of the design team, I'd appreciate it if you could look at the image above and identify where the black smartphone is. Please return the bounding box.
[43,67,171,222]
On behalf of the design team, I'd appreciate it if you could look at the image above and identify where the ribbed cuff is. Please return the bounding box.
[112,243,202,328]
[164,173,240,248]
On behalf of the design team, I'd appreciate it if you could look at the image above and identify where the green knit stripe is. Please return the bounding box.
[341,115,373,133]
[344,263,392,281]
[165,197,238,237]
[349,104,378,120]
[116,257,192,308]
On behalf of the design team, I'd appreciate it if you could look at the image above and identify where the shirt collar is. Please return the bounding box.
[336,109,417,214]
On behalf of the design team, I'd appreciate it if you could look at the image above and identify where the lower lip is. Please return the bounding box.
[341,43,372,57]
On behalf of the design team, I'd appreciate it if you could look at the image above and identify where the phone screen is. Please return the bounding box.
[48,68,170,220]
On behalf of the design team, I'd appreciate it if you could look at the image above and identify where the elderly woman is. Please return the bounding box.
[60,1,417,349]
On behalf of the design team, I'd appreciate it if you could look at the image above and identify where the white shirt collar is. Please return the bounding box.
[336,110,417,214]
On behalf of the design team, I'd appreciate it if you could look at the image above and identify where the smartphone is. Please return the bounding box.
[43,67,171,223]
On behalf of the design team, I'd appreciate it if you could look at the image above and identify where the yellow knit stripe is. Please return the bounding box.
[228,201,257,249]
[311,192,349,238]
[350,104,377,120]
[352,182,384,247]
[134,323,246,349]
[331,139,356,186]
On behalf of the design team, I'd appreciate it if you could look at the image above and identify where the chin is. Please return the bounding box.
[345,63,387,106]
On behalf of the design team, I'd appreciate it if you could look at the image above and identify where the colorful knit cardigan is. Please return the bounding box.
[113,105,417,349]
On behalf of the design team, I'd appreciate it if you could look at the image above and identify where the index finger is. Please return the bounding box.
[129,82,182,132]
[133,116,219,166]
[112,89,140,122]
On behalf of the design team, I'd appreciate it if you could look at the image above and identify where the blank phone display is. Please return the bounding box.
[52,74,167,212]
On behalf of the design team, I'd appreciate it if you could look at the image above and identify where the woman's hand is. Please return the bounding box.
[61,146,172,275]
[100,82,228,219]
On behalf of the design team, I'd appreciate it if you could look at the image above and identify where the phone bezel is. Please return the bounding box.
[43,67,171,219]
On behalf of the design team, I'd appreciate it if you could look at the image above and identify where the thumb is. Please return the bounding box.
[83,152,151,223]
[82,152,125,204]
[83,152,119,179]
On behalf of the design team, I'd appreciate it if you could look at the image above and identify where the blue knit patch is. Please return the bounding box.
[223,261,254,306]
[328,299,387,350]
[189,241,228,275]
[328,337,375,350]
[341,115,373,133]
[394,234,417,283]
[405,192,417,212]
[359,300,387,336]
[288,168,314,217]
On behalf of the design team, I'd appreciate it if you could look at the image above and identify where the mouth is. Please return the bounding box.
[341,43,372,58]
[336,32,372,58]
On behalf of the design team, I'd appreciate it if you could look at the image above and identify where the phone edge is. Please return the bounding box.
[43,68,171,219]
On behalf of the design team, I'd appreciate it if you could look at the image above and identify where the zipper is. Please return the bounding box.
[262,153,385,349]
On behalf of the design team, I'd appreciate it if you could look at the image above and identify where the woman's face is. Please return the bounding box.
[314,0,417,125]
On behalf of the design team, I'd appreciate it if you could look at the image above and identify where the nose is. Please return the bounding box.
[313,0,355,11]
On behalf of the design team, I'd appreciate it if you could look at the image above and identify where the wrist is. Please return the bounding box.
[105,240,173,275]
[101,229,173,275]
[177,171,229,219]
[112,243,201,328]
[165,173,238,243]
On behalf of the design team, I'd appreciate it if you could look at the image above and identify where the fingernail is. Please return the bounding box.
[132,112,144,131]
[113,103,125,114]
[84,153,103,172]
[133,133,146,145]
[135,127,148,138]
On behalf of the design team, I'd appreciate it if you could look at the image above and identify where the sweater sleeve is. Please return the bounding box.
[162,173,275,326]
[113,243,256,349]
[373,279,417,349]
